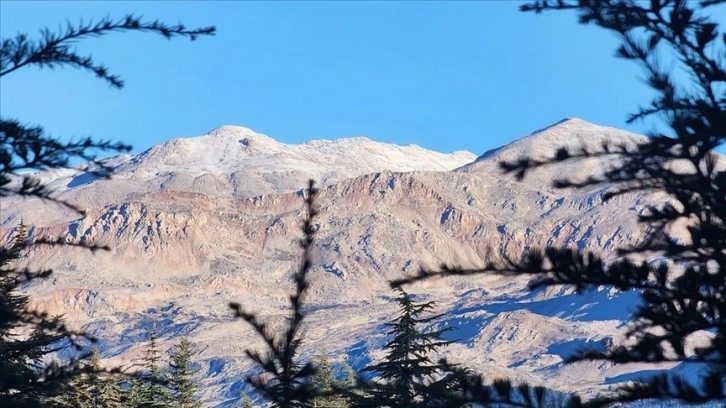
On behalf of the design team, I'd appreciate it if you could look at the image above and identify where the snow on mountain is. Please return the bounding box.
[469,117,647,164]
[129,125,475,177]
[34,125,474,198]
[457,118,650,191]
[6,119,700,406]
[8,126,475,228]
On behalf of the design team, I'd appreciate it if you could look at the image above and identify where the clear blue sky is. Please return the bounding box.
[1,1,711,157]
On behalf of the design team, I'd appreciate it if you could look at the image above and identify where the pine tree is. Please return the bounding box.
[123,374,146,408]
[359,288,455,408]
[0,14,214,405]
[379,290,579,408]
[393,0,726,405]
[51,349,123,408]
[138,331,171,408]
[311,353,334,407]
[168,337,202,408]
[0,222,68,407]
[239,395,255,408]
[340,362,356,390]
[229,180,319,408]
[310,353,352,408]
[123,331,172,408]
[95,357,124,408]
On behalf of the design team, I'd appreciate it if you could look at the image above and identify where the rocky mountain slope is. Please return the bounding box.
[4,118,694,406]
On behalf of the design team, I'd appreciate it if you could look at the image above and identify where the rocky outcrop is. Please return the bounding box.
[5,119,696,406]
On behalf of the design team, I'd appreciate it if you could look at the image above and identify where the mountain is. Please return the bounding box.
[5,118,693,406]
[17,125,474,223]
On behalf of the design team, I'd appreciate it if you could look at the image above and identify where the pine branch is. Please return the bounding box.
[425,360,581,408]
[393,1,726,404]
[0,14,214,405]
[0,14,215,87]
[229,180,319,408]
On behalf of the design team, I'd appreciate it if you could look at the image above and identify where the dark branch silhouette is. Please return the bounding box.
[229,180,319,408]
[393,1,725,405]
[347,288,580,408]
[0,15,214,406]
[0,14,215,87]
[1,15,215,212]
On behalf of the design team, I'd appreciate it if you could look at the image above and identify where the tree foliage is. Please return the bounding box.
[0,13,214,405]
[0,222,71,407]
[1,15,215,210]
[430,363,581,408]
[392,0,726,405]
[310,353,354,408]
[355,289,578,408]
[168,337,203,408]
[229,180,319,408]
[237,395,255,408]
[51,349,124,408]
[120,333,206,408]
[127,331,171,408]
[357,288,455,408]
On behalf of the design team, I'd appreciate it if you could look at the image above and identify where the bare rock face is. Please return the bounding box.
[5,119,692,405]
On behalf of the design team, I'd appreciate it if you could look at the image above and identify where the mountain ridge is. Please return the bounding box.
[6,118,688,406]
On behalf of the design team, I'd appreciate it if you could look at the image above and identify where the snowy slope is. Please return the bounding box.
[32,125,475,201]
[8,119,714,407]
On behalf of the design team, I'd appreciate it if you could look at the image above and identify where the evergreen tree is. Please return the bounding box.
[168,337,203,408]
[310,353,353,408]
[123,374,147,408]
[0,222,68,407]
[229,180,319,408]
[133,330,171,408]
[393,0,726,405]
[353,293,577,408]
[122,330,173,408]
[426,363,580,408]
[311,353,335,407]
[239,395,255,408]
[95,358,124,408]
[340,362,356,390]
[51,349,123,408]
[0,14,214,406]
[359,288,456,408]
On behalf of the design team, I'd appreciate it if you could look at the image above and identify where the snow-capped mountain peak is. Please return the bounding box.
[472,117,647,164]
[23,126,477,212]
[7,118,691,406]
